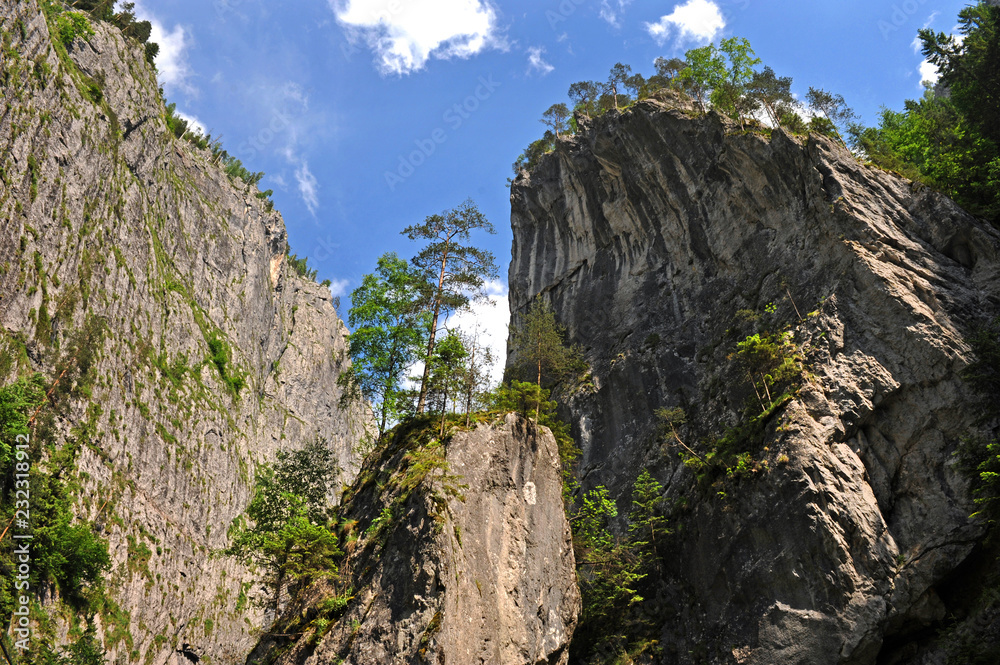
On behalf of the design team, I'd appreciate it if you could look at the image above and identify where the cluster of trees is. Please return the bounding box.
[570,471,670,660]
[848,2,999,224]
[225,439,343,614]
[960,317,1000,537]
[63,0,159,64]
[341,199,499,445]
[514,37,857,174]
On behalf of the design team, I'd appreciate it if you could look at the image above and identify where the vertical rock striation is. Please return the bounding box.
[0,3,364,662]
[509,98,1000,662]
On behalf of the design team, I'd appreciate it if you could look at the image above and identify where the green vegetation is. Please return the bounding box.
[287,251,318,281]
[53,9,96,47]
[224,439,342,614]
[62,0,159,63]
[513,36,849,174]
[569,470,670,662]
[341,253,430,442]
[957,317,1000,537]
[507,299,584,421]
[501,299,585,497]
[849,2,999,224]
[340,200,499,447]
[403,199,498,414]
[207,333,245,396]
[0,320,114,660]
[669,330,800,487]
[162,100,268,188]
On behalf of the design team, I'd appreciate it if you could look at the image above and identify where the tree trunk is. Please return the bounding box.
[535,334,542,424]
[440,386,448,436]
[416,247,450,414]
[465,342,476,427]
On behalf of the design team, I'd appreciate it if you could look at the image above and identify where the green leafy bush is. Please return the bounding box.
[207,334,245,396]
[569,471,670,661]
[224,439,342,612]
[54,11,95,47]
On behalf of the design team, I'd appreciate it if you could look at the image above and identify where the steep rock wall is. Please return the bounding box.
[249,415,580,665]
[509,99,1000,663]
[0,3,364,662]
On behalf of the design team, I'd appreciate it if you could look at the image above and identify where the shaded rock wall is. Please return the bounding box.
[509,99,1000,663]
[251,415,580,665]
[0,3,364,662]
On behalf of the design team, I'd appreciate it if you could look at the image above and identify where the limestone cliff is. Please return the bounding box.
[248,415,580,665]
[509,98,1000,663]
[0,3,364,662]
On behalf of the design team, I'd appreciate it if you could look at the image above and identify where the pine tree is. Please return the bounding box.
[403,200,497,414]
[541,103,571,136]
[508,299,581,422]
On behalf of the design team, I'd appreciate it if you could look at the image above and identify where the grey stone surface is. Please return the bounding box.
[250,415,580,665]
[509,99,1000,663]
[0,4,365,662]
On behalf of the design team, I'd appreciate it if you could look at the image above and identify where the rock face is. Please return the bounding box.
[509,99,1000,663]
[250,415,580,665]
[0,3,363,662]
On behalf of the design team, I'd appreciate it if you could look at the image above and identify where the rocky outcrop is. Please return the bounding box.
[0,3,364,662]
[509,99,1000,663]
[250,415,580,665]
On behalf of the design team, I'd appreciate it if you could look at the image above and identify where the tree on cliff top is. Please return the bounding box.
[403,199,497,415]
[344,252,430,442]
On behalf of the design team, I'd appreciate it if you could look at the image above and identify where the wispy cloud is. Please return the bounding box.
[599,0,631,28]
[294,160,319,215]
[132,0,195,95]
[331,0,501,75]
[646,0,725,46]
[526,46,554,76]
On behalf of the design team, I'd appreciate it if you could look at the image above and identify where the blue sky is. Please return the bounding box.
[134,0,969,376]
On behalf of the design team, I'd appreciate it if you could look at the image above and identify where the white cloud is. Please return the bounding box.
[646,0,725,46]
[918,59,939,87]
[132,1,195,95]
[327,278,350,298]
[332,0,500,75]
[294,160,320,215]
[599,0,631,28]
[447,281,509,387]
[526,46,554,76]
